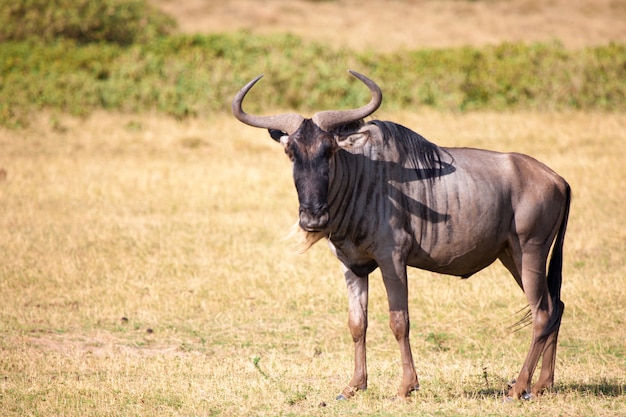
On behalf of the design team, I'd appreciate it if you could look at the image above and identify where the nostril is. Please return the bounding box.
[300,203,328,216]
[313,204,328,217]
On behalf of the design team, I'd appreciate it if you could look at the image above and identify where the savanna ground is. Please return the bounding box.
[1,110,625,416]
[1,1,626,416]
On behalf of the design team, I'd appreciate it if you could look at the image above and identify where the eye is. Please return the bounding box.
[322,141,335,158]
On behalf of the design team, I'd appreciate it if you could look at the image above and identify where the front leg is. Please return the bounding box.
[337,267,369,400]
[380,259,419,398]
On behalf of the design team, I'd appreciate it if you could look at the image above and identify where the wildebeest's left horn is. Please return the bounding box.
[232,75,304,135]
[312,70,383,131]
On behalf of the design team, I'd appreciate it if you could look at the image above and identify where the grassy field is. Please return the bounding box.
[1,109,624,416]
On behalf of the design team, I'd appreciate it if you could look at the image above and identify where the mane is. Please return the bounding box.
[368,120,449,179]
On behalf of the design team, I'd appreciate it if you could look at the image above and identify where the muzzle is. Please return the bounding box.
[298,204,329,232]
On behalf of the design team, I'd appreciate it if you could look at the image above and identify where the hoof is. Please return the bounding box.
[336,385,364,401]
[503,391,534,402]
[397,383,420,398]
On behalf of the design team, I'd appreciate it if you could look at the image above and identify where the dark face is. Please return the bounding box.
[234,72,382,232]
[271,120,337,232]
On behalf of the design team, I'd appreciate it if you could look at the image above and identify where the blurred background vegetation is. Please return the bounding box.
[0,0,624,127]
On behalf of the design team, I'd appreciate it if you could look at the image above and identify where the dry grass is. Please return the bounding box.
[149,0,626,51]
[0,110,624,416]
[1,1,623,414]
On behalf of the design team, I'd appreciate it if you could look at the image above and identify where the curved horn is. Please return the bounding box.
[232,75,304,134]
[312,70,383,131]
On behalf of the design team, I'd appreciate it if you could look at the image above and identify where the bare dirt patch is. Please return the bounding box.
[149,0,626,51]
[19,331,186,358]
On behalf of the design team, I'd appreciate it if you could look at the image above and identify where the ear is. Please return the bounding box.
[335,124,382,150]
[268,129,289,146]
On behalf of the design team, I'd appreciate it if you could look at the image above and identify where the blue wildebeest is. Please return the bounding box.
[232,71,571,401]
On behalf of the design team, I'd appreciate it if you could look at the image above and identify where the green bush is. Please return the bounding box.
[0,0,176,45]
[0,31,624,127]
[361,41,626,112]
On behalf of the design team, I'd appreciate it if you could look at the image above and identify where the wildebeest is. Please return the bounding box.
[232,71,571,401]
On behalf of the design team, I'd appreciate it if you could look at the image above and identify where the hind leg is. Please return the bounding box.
[531,300,564,396]
[499,248,523,289]
[499,247,553,400]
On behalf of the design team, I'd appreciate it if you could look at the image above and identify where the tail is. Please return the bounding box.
[540,182,571,340]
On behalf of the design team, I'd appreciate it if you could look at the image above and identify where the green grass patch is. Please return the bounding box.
[0,0,176,45]
[0,0,624,127]
[0,31,624,127]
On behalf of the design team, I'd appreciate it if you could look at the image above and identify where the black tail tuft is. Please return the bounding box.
[509,305,532,333]
[540,183,571,340]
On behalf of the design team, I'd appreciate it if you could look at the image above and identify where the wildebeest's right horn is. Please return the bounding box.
[312,70,383,131]
[232,75,304,135]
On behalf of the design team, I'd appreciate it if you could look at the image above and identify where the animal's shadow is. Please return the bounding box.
[466,380,625,399]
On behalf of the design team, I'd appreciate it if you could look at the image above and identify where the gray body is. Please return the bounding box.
[232,71,571,401]
[328,138,564,279]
